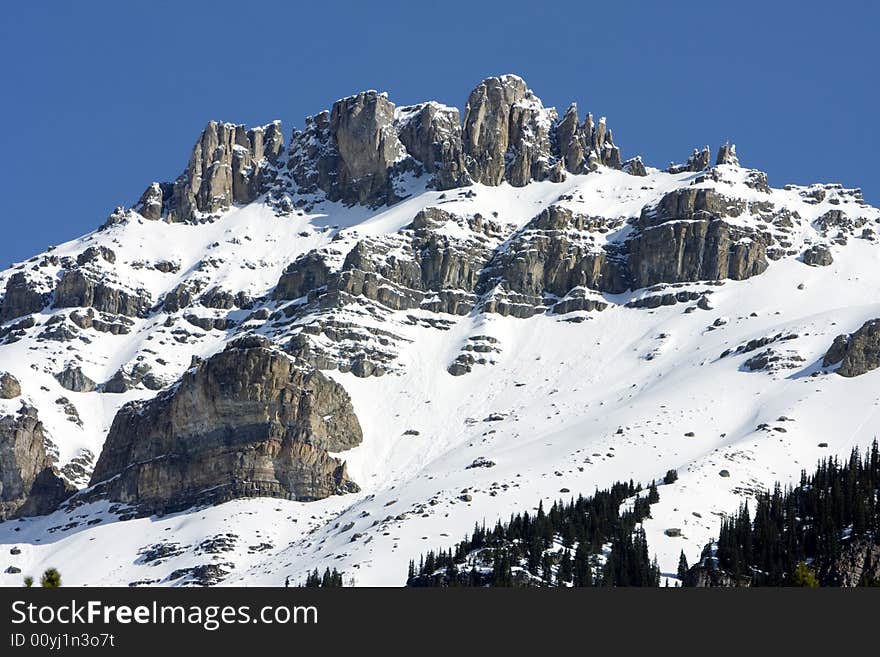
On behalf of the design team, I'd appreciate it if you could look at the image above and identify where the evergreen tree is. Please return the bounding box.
[790,562,819,588]
[677,550,689,581]
[40,568,61,588]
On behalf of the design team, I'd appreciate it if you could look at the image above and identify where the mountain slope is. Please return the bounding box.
[1,74,879,587]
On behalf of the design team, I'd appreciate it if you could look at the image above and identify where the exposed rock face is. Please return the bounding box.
[274,189,771,333]
[802,244,833,266]
[0,404,75,519]
[76,246,116,266]
[627,187,767,288]
[480,205,626,316]
[628,218,767,288]
[89,337,362,514]
[135,182,167,221]
[289,91,414,207]
[716,142,739,166]
[276,206,501,318]
[820,538,880,586]
[273,251,331,301]
[102,363,165,393]
[460,75,601,186]
[328,92,407,206]
[669,146,711,173]
[0,273,48,323]
[68,308,133,335]
[146,74,630,213]
[54,270,152,318]
[622,156,647,177]
[823,318,880,377]
[137,121,284,222]
[0,372,20,399]
[395,102,470,190]
[685,539,880,587]
[683,563,752,587]
[462,75,533,185]
[54,365,97,393]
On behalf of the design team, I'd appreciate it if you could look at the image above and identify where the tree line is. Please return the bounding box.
[407,479,663,587]
[691,440,880,586]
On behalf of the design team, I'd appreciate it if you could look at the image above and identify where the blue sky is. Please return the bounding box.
[1,0,877,267]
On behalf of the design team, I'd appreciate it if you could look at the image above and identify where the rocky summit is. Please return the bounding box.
[1,74,880,587]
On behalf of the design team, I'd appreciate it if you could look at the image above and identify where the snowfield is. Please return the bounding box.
[2,164,880,587]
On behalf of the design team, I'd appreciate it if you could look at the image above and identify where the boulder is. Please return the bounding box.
[802,244,833,267]
[0,372,21,399]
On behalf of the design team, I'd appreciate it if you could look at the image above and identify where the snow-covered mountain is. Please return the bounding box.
[2,74,880,587]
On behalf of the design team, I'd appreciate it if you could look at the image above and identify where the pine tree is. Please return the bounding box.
[677,550,689,581]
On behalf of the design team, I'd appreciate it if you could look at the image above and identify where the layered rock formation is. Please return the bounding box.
[823,319,880,377]
[0,404,75,519]
[89,337,362,514]
[54,270,151,318]
[275,186,769,328]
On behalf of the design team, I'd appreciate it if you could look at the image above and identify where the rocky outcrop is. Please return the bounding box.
[395,102,471,190]
[0,404,75,519]
[327,92,407,206]
[627,187,766,288]
[461,76,627,186]
[820,538,880,586]
[274,188,772,329]
[54,270,152,318]
[68,308,133,335]
[137,121,284,222]
[823,319,880,377]
[102,363,165,393]
[682,562,752,587]
[461,75,577,186]
[89,337,362,514]
[622,156,647,177]
[0,273,48,323]
[627,219,767,288]
[802,244,833,266]
[0,372,20,399]
[289,92,407,207]
[480,205,627,316]
[273,251,331,301]
[275,206,501,317]
[668,146,711,173]
[716,142,739,166]
[54,365,97,393]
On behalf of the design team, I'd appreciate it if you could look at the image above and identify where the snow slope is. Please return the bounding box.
[2,164,880,587]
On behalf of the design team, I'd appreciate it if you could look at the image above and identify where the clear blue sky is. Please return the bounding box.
[1,0,877,267]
